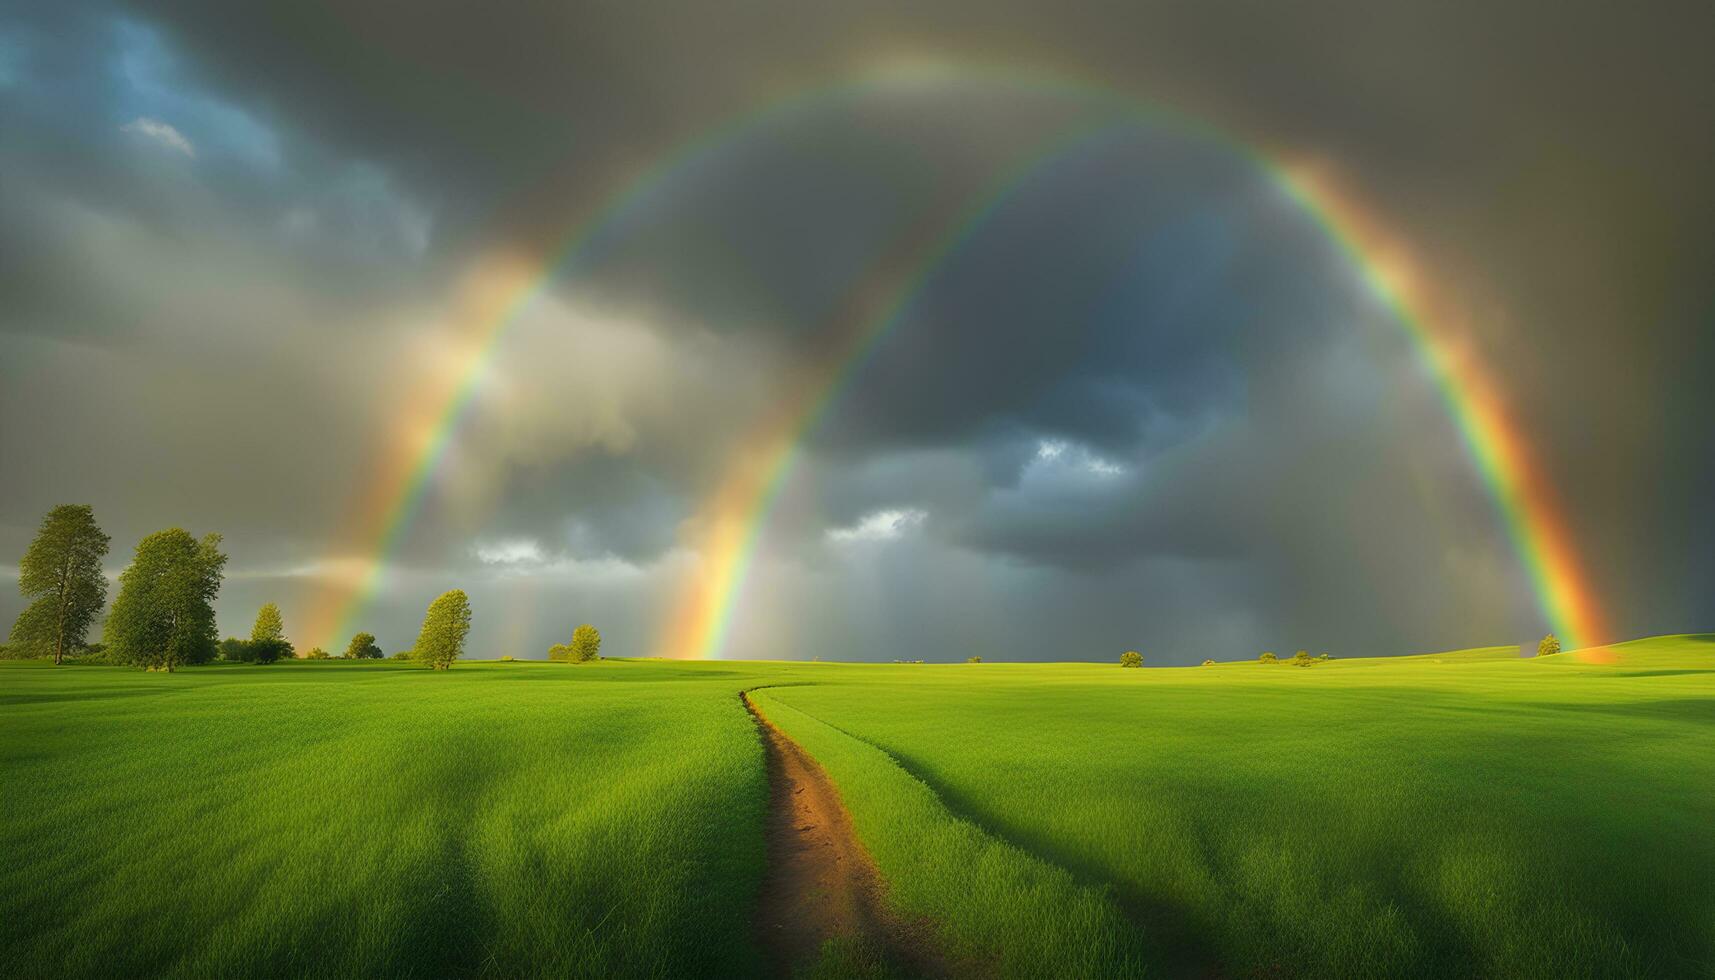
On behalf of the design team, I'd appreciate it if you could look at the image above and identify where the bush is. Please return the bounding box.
[1119,651,1143,668]
[1201,658,1215,666]
[966,655,982,663]
[1259,651,1278,663]
[1537,633,1561,657]
[343,631,383,660]
[1291,650,1314,666]
[500,655,514,662]
[218,637,253,662]
[1316,652,1332,661]
[549,624,602,663]
[390,651,413,660]
[305,647,330,660]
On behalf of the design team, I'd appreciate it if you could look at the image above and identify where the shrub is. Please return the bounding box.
[500,655,514,662]
[218,637,253,662]
[966,655,982,663]
[343,631,383,660]
[1316,652,1332,661]
[390,651,413,660]
[1291,650,1314,666]
[1119,651,1143,668]
[305,647,330,660]
[1537,633,1561,657]
[1201,658,1215,666]
[1259,651,1278,663]
[549,624,602,663]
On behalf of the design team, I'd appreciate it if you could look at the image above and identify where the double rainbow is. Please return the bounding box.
[304,62,1608,657]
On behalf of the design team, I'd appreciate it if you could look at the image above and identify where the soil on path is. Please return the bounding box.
[744,692,946,978]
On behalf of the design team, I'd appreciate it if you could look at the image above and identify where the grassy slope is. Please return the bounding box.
[5,638,1711,978]
[0,659,789,977]
[758,635,1715,977]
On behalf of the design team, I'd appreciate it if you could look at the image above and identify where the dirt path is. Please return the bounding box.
[744,692,944,978]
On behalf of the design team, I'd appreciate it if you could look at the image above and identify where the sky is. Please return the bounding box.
[1,0,1710,663]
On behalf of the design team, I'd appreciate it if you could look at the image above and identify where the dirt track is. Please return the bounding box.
[744,692,944,978]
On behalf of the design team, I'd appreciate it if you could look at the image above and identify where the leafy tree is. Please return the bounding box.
[570,624,601,662]
[1537,633,1561,657]
[1201,659,1216,666]
[1259,651,1278,663]
[218,637,253,662]
[414,590,472,670]
[966,655,983,663]
[9,505,111,665]
[1119,650,1143,668]
[248,602,294,663]
[1292,650,1314,666]
[305,647,330,660]
[390,651,413,660]
[104,529,227,671]
[343,631,383,660]
[548,623,602,662]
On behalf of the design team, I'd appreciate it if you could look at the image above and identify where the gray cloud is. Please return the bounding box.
[1,0,1709,659]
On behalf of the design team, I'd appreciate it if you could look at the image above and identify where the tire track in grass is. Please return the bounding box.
[744,691,949,978]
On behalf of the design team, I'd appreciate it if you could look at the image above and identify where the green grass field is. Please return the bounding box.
[4,635,1712,977]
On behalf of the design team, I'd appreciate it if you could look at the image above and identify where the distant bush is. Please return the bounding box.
[1316,653,1332,662]
[1537,633,1561,657]
[390,651,413,660]
[1201,658,1215,666]
[966,655,982,663]
[305,647,330,660]
[1291,650,1314,666]
[1259,652,1278,663]
[500,655,515,662]
[1119,651,1143,668]
[218,637,253,662]
[549,624,602,663]
[343,631,383,660]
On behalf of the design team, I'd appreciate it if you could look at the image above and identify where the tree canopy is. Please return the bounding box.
[1119,650,1143,668]
[249,602,294,663]
[343,631,383,659]
[1537,634,1561,657]
[104,529,227,671]
[9,504,111,665]
[414,590,472,670]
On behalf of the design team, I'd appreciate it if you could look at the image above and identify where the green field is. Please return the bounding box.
[4,635,1712,977]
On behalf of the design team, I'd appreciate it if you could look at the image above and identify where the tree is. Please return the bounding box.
[1291,650,1314,666]
[414,590,472,670]
[570,624,601,662]
[104,529,227,671]
[1201,659,1216,666]
[966,655,983,664]
[305,647,330,660]
[249,602,294,663]
[343,631,383,660]
[1537,634,1561,658]
[9,505,111,665]
[218,637,252,662]
[548,623,602,663]
[1119,650,1143,668]
[1259,651,1278,663]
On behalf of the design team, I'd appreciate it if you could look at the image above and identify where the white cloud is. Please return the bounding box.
[1033,438,1126,477]
[121,116,196,157]
[472,538,545,565]
[826,507,928,544]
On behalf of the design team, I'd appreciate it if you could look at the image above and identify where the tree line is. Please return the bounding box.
[5,504,601,670]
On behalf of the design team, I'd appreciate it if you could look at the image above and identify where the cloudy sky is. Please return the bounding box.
[2,0,1710,663]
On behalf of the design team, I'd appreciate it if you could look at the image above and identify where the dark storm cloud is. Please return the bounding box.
[2,0,1709,657]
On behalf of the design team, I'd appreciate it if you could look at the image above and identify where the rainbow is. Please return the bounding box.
[307,62,1608,657]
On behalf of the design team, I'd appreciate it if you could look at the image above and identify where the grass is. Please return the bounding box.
[3,636,1711,977]
[1,658,781,977]
[755,635,1715,977]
